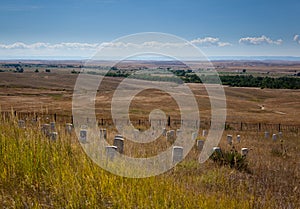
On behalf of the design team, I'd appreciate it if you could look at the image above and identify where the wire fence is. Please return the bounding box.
[1,111,299,133]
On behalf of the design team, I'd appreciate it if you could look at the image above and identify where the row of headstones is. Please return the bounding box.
[164,129,208,142]
[226,134,241,145]
[225,134,248,156]
[213,146,249,156]
[79,128,107,143]
[18,119,75,141]
[106,138,184,163]
[17,120,250,160]
[264,131,283,141]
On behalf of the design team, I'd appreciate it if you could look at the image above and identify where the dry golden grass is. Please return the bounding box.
[0,115,299,208]
[0,71,299,124]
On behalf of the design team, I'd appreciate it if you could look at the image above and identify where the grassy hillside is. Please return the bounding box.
[0,116,299,208]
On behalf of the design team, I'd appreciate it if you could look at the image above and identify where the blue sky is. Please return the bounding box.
[0,0,300,59]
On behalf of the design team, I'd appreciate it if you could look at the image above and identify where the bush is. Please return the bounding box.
[210,146,250,173]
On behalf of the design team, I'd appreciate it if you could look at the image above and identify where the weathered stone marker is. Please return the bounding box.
[65,123,73,134]
[166,130,175,143]
[172,146,183,163]
[41,124,50,136]
[79,129,87,143]
[50,122,56,131]
[241,148,249,156]
[227,135,233,145]
[265,131,269,138]
[213,147,221,154]
[113,136,124,154]
[105,146,117,160]
[100,129,107,140]
[162,128,167,136]
[237,135,241,143]
[18,120,25,128]
[50,132,58,141]
[196,140,204,150]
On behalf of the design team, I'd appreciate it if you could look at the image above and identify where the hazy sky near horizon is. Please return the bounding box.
[0,0,300,59]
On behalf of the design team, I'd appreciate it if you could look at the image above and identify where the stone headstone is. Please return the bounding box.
[196,140,204,150]
[227,135,233,145]
[105,146,117,160]
[272,134,277,141]
[79,129,87,143]
[278,132,283,138]
[176,129,182,137]
[162,128,167,136]
[50,122,56,131]
[241,148,248,156]
[41,124,50,136]
[18,120,25,128]
[202,130,207,137]
[265,131,269,138]
[113,136,124,154]
[65,123,73,134]
[213,147,221,154]
[100,129,107,140]
[237,135,241,143]
[49,132,58,140]
[172,146,183,163]
[115,134,123,138]
[166,130,175,143]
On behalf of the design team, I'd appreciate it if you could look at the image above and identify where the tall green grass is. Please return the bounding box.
[0,116,298,208]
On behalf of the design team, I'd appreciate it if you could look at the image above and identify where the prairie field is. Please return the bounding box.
[0,63,299,208]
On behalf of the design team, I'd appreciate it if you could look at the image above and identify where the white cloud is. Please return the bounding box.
[190,37,219,45]
[239,35,282,45]
[0,38,231,52]
[0,42,99,50]
[293,34,300,44]
[190,37,231,47]
[50,42,99,50]
[217,42,232,47]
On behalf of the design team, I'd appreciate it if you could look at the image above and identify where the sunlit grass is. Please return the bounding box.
[0,116,299,208]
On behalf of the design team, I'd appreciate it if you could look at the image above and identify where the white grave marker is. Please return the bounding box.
[265,131,269,138]
[227,135,233,145]
[202,130,207,137]
[113,136,124,154]
[241,148,249,156]
[272,134,277,141]
[100,129,107,140]
[196,140,204,150]
[79,129,87,143]
[105,146,117,160]
[237,135,241,143]
[172,146,183,163]
[213,147,221,154]
[65,123,73,134]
